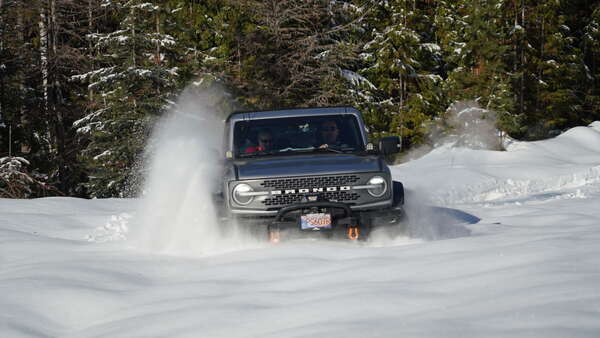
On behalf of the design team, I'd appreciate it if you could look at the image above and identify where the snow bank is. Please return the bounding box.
[396,121,600,207]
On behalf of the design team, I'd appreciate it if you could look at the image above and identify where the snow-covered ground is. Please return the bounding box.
[2,122,600,338]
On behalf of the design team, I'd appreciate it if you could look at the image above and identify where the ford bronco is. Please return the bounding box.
[216,107,405,243]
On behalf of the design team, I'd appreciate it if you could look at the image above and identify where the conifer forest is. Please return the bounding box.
[1,0,599,198]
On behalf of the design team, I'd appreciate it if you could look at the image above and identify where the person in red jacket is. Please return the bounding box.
[245,130,274,153]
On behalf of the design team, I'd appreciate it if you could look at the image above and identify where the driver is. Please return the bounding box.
[317,120,342,148]
[245,129,274,153]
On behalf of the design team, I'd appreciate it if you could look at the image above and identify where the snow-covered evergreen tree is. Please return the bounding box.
[73,0,179,197]
[0,156,56,198]
[161,0,224,85]
[531,2,581,134]
[358,0,443,146]
[209,0,360,108]
[435,0,515,134]
[582,4,600,123]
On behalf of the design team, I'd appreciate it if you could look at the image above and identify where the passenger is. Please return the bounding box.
[245,130,274,153]
[317,120,342,148]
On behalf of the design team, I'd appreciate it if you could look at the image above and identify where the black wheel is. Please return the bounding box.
[357,213,373,241]
[368,207,408,239]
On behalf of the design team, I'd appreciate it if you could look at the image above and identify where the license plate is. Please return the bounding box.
[300,213,332,230]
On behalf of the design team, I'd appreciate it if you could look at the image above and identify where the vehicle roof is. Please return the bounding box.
[226,106,362,122]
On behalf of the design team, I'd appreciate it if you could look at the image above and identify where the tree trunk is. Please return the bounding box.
[155,9,160,65]
[130,5,137,111]
[538,14,544,115]
[513,0,518,110]
[51,0,63,123]
[131,6,135,68]
[0,0,3,50]
[88,0,94,100]
[0,0,4,126]
[155,8,161,94]
[398,74,404,137]
[520,0,525,116]
[51,0,66,186]
[399,72,404,110]
[39,1,52,151]
[17,1,27,153]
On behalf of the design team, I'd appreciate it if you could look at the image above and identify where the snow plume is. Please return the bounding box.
[403,100,502,161]
[127,84,261,256]
[368,187,476,247]
[444,100,502,150]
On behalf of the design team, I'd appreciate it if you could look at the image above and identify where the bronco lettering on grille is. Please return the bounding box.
[270,186,350,195]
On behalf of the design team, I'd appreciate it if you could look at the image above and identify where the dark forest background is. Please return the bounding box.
[1,0,599,198]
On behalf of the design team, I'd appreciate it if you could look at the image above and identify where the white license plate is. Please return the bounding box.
[300,213,332,230]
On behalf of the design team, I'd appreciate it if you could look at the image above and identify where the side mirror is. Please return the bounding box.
[379,136,401,156]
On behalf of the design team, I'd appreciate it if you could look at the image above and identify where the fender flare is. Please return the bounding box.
[393,181,404,207]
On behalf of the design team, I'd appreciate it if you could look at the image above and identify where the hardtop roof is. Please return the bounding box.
[226,106,362,122]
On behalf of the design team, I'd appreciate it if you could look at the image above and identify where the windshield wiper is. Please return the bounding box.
[277,146,359,155]
[237,152,261,158]
[272,147,316,155]
[237,150,279,158]
[317,145,360,153]
[316,146,343,153]
[239,146,358,157]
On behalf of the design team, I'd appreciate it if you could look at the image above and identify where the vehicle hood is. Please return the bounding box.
[234,154,384,180]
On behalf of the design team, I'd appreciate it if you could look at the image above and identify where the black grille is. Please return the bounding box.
[259,175,363,207]
[263,191,360,206]
[260,175,360,190]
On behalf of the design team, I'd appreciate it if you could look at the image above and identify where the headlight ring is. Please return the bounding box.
[233,183,254,205]
[367,176,387,197]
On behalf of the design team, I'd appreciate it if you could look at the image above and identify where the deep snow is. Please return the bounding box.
[1,122,600,337]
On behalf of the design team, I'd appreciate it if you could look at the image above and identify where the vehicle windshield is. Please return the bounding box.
[233,115,365,158]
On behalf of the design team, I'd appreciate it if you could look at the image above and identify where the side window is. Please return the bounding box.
[233,122,252,155]
[339,119,352,145]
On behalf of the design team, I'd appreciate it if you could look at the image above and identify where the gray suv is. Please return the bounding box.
[216,107,405,243]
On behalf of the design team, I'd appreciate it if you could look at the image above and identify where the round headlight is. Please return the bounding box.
[233,183,254,205]
[367,176,387,197]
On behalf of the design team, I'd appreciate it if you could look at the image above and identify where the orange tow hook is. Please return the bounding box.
[347,226,359,241]
[269,230,281,245]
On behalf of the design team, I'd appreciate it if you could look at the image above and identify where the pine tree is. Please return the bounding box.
[74,0,180,197]
[357,0,443,146]
[436,0,515,135]
[161,1,224,85]
[532,2,579,134]
[0,1,95,195]
[0,0,26,156]
[210,0,360,109]
[0,156,58,198]
[579,3,600,124]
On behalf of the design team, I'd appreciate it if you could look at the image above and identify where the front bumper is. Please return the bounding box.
[222,199,404,242]
[269,201,358,233]
[264,201,404,243]
[228,199,393,216]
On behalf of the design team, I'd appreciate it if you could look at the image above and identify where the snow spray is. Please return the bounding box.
[402,100,502,162]
[366,189,472,247]
[129,85,261,256]
[368,101,492,245]
[445,100,502,150]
